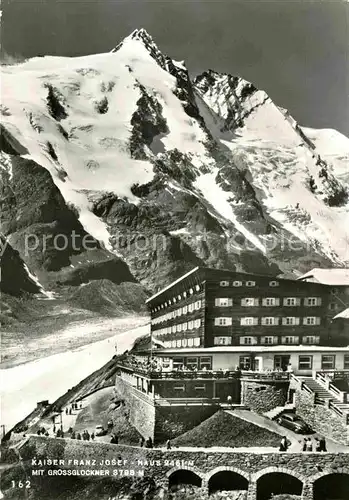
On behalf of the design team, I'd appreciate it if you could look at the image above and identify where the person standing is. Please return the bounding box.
[315,438,321,452]
[319,436,327,452]
[302,438,307,452]
[166,439,171,450]
[279,436,291,452]
[306,438,313,452]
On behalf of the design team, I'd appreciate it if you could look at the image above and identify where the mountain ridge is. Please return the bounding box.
[1,28,348,322]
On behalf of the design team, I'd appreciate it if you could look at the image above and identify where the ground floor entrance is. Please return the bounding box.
[214,380,240,403]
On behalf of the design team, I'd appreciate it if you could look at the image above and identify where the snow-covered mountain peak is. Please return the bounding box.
[1,30,348,310]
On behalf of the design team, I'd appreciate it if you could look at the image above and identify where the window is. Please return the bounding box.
[188,320,194,330]
[262,297,280,306]
[182,338,188,347]
[215,298,233,307]
[220,280,229,287]
[298,356,313,370]
[303,317,321,325]
[282,317,300,326]
[174,384,185,391]
[182,322,188,331]
[344,355,349,370]
[239,336,256,345]
[194,385,206,391]
[262,317,279,326]
[246,280,256,287]
[304,297,322,306]
[194,319,201,328]
[194,300,201,310]
[241,298,259,307]
[269,281,279,287]
[182,305,188,314]
[173,357,184,369]
[302,336,320,344]
[195,285,200,291]
[329,302,337,310]
[188,338,193,347]
[199,357,212,370]
[233,281,242,287]
[240,317,258,326]
[239,356,252,370]
[282,336,299,344]
[214,336,232,345]
[193,338,200,347]
[189,288,194,294]
[186,357,198,369]
[214,317,232,326]
[188,303,194,313]
[178,295,182,301]
[263,336,274,345]
[283,297,300,306]
[321,355,335,370]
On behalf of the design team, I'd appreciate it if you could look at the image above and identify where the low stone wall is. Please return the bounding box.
[115,377,156,440]
[240,380,288,413]
[294,389,349,446]
[18,435,349,499]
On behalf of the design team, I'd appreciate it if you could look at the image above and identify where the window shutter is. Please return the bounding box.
[273,336,279,344]
[317,298,322,306]
[262,298,267,306]
[296,298,301,306]
[228,298,233,306]
[303,318,307,325]
[295,317,300,325]
[214,318,220,326]
[215,298,220,306]
[316,317,321,325]
[241,299,246,306]
[254,298,259,306]
[261,318,266,326]
[294,336,299,344]
[253,318,259,325]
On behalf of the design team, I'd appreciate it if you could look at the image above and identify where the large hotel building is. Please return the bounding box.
[147,266,349,354]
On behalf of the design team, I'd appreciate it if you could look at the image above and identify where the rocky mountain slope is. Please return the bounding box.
[1,28,348,320]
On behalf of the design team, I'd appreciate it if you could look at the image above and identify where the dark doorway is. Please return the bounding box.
[314,473,349,500]
[257,472,303,500]
[168,470,202,489]
[215,380,240,403]
[208,470,248,495]
[274,355,291,371]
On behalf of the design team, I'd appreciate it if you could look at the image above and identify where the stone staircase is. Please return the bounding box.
[263,403,295,420]
[291,373,349,421]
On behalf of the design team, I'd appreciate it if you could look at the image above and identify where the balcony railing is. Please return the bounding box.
[240,371,290,381]
[118,362,290,382]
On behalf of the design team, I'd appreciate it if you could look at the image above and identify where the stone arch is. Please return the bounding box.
[254,467,304,500]
[205,466,250,483]
[205,466,250,495]
[310,468,349,483]
[252,466,306,483]
[166,465,204,480]
[166,466,203,490]
[312,470,349,500]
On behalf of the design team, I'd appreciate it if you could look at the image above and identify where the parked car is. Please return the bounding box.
[95,425,107,436]
[277,413,313,434]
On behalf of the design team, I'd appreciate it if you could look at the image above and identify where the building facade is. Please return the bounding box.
[147,267,348,349]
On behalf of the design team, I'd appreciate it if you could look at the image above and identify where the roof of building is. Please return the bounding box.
[154,345,349,354]
[298,268,349,286]
[146,266,326,305]
[334,308,349,320]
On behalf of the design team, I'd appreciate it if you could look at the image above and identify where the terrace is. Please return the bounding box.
[117,359,290,382]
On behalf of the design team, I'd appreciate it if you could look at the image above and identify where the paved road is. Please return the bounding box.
[226,409,349,453]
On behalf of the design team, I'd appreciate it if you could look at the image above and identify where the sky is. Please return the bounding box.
[1,0,348,136]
